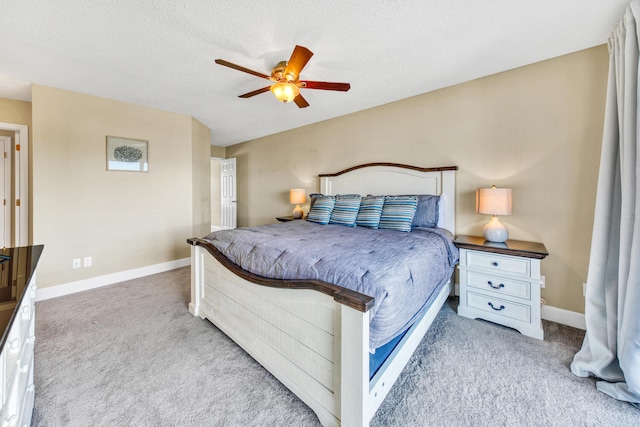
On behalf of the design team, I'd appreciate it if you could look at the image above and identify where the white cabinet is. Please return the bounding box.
[0,245,43,427]
[455,236,548,340]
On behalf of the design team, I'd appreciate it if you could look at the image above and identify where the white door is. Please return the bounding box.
[221,158,237,229]
[0,136,11,247]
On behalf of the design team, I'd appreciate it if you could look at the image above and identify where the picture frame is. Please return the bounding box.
[106,136,148,172]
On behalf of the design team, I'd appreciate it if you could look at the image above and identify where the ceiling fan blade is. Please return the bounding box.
[299,81,351,91]
[215,59,271,80]
[284,46,313,80]
[294,93,310,108]
[238,86,272,98]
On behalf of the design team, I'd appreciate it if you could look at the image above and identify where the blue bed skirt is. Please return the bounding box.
[369,329,408,378]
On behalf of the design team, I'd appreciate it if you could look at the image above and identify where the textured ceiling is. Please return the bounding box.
[0,0,628,146]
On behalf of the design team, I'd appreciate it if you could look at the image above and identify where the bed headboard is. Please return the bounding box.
[319,163,457,234]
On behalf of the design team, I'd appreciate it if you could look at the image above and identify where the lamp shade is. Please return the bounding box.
[476,186,512,216]
[271,82,300,103]
[290,188,306,204]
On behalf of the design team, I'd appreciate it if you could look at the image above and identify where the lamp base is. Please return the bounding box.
[292,205,304,219]
[482,216,509,243]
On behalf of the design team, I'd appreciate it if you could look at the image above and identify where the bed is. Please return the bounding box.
[188,163,457,426]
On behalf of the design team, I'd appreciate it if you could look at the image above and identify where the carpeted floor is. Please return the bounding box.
[31,267,640,426]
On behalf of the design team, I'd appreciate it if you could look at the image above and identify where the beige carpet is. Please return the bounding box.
[31,267,640,426]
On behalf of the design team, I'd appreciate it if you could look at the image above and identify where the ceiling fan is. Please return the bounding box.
[215,45,351,108]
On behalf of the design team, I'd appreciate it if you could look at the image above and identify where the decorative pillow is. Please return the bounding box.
[309,193,323,210]
[437,193,446,228]
[329,194,362,227]
[306,196,335,225]
[412,195,440,228]
[356,195,384,229]
[378,196,418,232]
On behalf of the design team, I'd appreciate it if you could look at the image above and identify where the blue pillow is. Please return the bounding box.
[412,195,440,228]
[307,196,335,225]
[356,196,384,228]
[379,196,418,232]
[329,194,361,227]
[309,193,323,210]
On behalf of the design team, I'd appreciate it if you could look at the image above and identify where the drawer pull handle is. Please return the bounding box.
[492,261,499,267]
[487,281,505,289]
[488,302,505,311]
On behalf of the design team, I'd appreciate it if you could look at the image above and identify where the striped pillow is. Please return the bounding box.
[329,194,362,227]
[309,193,323,210]
[356,195,384,228]
[307,196,335,225]
[379,196,418,232]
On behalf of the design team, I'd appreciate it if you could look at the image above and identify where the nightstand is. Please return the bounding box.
[276,216,296,222]
[454,235,548,340]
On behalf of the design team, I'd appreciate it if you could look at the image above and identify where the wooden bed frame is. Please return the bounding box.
[188,163,457,426]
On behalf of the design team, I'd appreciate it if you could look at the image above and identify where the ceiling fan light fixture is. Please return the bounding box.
[216,45,350,108]
[271,82,299,103]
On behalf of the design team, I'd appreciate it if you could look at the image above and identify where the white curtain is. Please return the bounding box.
[570,1,640,408]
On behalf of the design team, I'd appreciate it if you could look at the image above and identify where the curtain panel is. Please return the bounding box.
[570,0,640,408]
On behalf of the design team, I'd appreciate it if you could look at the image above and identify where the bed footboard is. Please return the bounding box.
[189,239,451,426]
[190,241,374,427]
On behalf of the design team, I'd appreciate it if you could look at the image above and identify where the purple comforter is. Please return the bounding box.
[203,220,458,349]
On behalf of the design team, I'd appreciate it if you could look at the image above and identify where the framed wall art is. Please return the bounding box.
[106,136,148,172]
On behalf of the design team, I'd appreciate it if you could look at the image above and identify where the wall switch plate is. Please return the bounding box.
[540,275,545,288]
[72,258,81,269]
[83,256,92,268]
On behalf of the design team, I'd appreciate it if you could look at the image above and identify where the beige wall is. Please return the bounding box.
[191,118,211,238]
[32,85,210,288]
[0,97,32,128]
[227,45,609,313]
[210,145,225,158]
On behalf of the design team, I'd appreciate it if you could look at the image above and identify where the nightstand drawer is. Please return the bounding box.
[465,251,531,277]
[466,291,531,323]
[465,271,531,300]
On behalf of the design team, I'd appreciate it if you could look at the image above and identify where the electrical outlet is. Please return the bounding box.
[540,275,545,288]
[83,256,92,267]
[72,258,81,269]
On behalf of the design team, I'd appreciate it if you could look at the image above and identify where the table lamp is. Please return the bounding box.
[476,186,512,243]
[290,188,307,219]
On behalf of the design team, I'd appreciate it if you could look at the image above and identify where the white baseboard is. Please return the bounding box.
[541,304,585,330]
[37,268,586,330]
[453,283,585,330]
[35,258,191,302]
[210,225,223,232]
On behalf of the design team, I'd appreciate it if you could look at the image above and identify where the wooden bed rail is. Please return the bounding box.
[187,238,375,313]
[319,163,458,177]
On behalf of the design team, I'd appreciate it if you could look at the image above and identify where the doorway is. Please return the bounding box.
[211,157,223,231]
[0,135,12,247]
[0,122,28,247]
[210,157,237,231]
